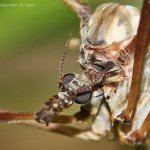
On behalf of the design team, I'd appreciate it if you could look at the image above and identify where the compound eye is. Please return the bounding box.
[63,73,75,85]
[75,86,92,104]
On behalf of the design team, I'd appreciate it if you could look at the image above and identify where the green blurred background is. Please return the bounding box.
[0,0,149,150]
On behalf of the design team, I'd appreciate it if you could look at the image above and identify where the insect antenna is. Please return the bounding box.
[59,37,71,87]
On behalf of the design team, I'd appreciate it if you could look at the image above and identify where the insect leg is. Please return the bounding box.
[63,0,91,21]
[123,0,150,123]
[69,103,112,141]
[0,110,92,124]
[0,109,97,139]
[50,101,111,141]
[51,95,111,141]
[73,89,112,141]
[119,112,150,145]
[119,47,150,144]
[131,112,150,143]
[25,120,96,139]
[63,0,91,39]
[27,109,101,140]
[32,88,111,141]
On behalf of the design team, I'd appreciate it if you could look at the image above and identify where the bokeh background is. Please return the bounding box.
[0,0,149,150]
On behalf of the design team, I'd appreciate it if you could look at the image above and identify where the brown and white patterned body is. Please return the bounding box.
[78,3,139,136]
[35,1,150,144]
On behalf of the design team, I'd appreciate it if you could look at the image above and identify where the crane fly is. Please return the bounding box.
[0,0,150,145]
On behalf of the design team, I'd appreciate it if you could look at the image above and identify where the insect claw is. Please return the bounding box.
[34,110,53,125]
[125,132,145,145]
[46,121,50,126]
[123,119,132,125]
[34,110,44,123]
[114,114,124,123]
[115,113,132,125]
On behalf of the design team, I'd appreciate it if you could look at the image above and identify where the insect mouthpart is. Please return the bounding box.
[35,73,93,126]
[35,92,73,126]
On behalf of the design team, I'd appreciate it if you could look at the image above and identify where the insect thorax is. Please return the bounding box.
[79,3,140,119]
